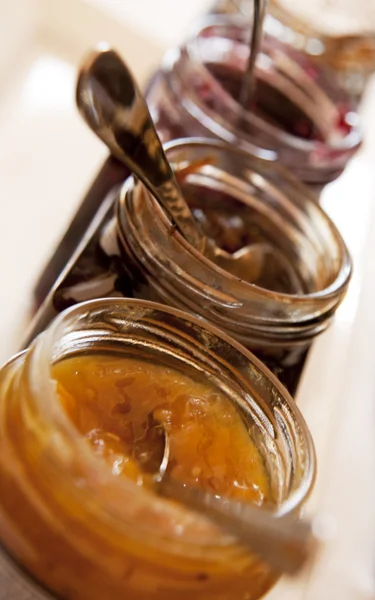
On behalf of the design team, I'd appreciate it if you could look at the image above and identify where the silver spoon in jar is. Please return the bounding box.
[76,45,267,282]
[134,414,318,576]
[240,0,268,108]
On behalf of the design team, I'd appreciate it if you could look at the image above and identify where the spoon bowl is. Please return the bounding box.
[208,241,270,283]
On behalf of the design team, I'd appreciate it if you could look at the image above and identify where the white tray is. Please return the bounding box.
[0,1,374,598]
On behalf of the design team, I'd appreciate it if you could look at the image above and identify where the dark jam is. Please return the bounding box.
[204,63,323,141]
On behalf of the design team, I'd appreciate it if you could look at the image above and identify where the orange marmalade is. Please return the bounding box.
[55,355,269,504]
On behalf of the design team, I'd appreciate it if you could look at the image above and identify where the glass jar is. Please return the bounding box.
[0,298,316,600]
[26,138,352,396]
[210,1,375,100]
[146,16,362,189]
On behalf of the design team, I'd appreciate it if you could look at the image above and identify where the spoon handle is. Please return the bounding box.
[76,46,205,251]
[240,0,268,108]
[159,477,317,575]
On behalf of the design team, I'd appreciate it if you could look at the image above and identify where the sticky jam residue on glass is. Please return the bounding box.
[53,355,269,506]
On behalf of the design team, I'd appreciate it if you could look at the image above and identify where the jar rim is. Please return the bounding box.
[169,14,362,171]
[29,297,316,555]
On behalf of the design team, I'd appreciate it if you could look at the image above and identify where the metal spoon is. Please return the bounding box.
[76,45,267,283]
[136,414,318,576]
[240,0,268,108]
[76,43,204,252]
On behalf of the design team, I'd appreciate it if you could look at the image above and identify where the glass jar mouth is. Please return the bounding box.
[170,15,362,172]
[119,137,351,329]
[28,298,315,557]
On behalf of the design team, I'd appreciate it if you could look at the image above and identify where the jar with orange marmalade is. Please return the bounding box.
[0,299,316,600]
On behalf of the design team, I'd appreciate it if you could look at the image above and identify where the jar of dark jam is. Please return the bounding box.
[146,16,362,191]
[0,298,316,600]
[210,0,375,101]
[25,138,352,396]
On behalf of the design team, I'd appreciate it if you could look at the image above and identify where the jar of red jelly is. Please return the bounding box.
[146,16,362,191]
[210,0,375,101]
[0,298,316,600]
[26,138,351,395]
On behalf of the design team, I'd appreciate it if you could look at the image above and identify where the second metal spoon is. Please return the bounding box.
[76,43,205,252]
[240,0,268,107]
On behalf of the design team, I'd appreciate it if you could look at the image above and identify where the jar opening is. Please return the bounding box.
[118,138,351,342]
